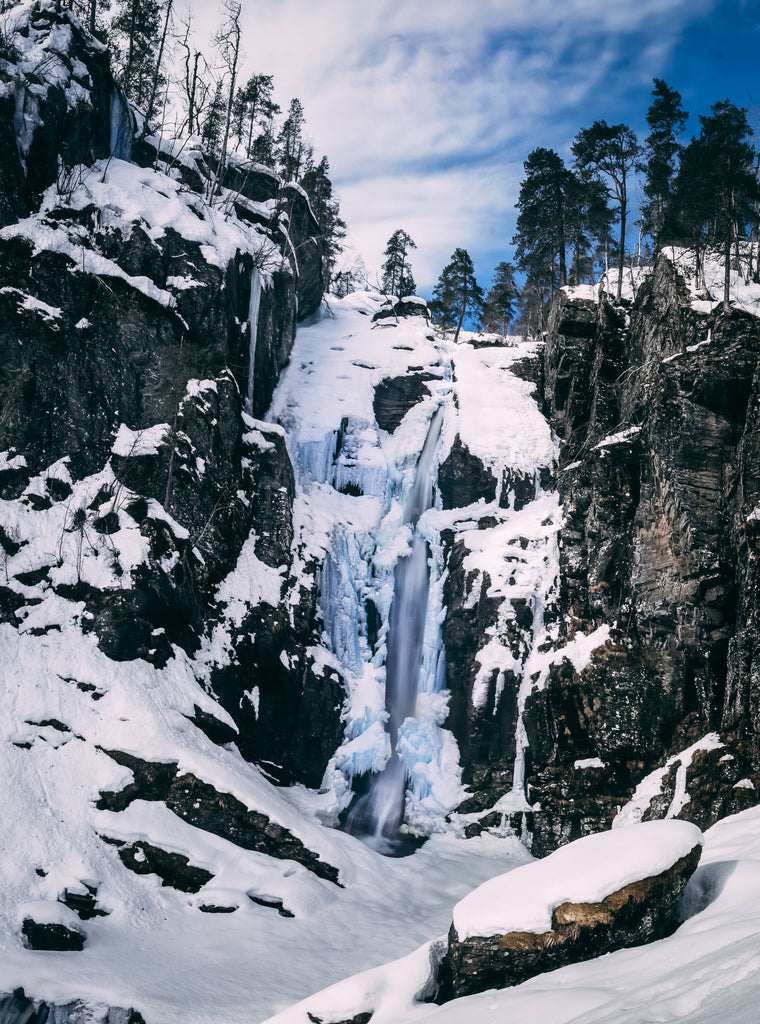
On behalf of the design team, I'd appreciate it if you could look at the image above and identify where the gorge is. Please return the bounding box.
[1,4,760,1023]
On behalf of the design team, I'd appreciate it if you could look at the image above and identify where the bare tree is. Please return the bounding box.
[207,0,242,202]
[144,0,173,130]
[175,11,214,138]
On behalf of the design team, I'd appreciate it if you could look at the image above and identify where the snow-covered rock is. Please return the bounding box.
[443,820,702,998]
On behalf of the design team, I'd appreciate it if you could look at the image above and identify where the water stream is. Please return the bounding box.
[347,406,445,853]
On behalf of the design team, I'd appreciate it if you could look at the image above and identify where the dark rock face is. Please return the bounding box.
[372,297,429,322]
[0,989,145,1024]
[441,534,518,795]
[278,183,326,321]
[0,3,341,792]
[104,837,214,893]
[438,436,497,509]
[518,260,760,853]
[0,5,122,227]
[97,751,342,885]
[441,840,701,1000]
[373,373,435,433]
[22,917,85,952]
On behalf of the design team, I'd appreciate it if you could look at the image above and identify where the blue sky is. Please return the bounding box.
[185,0,760,297]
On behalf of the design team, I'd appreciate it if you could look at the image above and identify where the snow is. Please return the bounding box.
[575,757,606,770]
[111,423,169,458]
[593,426,641,449]
[614,734,725,828]
[214,534,286,624]
[2,263,760,1024]
[452,820,702,939]
[260,808,760,1024]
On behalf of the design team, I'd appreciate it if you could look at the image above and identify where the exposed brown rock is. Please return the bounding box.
[441,841,701,1000]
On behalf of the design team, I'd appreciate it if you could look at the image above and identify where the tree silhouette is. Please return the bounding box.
[573,121,641,301]
[641,79,688,250]
[381,229,417,298]
[481,262,520,338]
[430,248,483,342]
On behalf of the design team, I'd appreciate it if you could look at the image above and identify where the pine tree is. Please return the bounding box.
[641,79,688,249]
[249,99,280,167]
[480,262,520,338]
[573,121,641,301]
[201,81,225,156]
[277,98,308,182]
[111,0,166,111]
[566,171,616,284]
[673,100,759,309]
[513,148,575,292]
[381,229,417,297]
[430,248,483,342]
[232,73,275,158]
[301,156,347,290]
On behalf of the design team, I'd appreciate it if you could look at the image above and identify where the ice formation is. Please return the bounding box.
[346,406,445,850]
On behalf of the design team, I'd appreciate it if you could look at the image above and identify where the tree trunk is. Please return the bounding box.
[616,190,626,302]
[144,0,173,132]
[724,232,732,313]
[454,287,468,344]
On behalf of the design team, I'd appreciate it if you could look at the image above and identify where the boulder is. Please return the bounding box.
[440,820,702,999]
[21,902,86,952]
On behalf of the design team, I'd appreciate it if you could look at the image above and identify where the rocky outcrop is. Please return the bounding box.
[0,3,125,227]
[441,531,519,799]
[97,750,342,884]
[438,437,497,509]
[517,260,760,853]
[373,373,436,433]
[0,988,145,1024]
[439,821,702,1000]
[0,0,339,792]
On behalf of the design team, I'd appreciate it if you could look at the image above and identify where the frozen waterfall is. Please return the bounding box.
[347,406,445,853]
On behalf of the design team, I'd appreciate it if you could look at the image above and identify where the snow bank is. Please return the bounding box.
[452,820,702,940]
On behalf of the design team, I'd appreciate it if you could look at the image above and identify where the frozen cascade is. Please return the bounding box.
[244,267,263,416]
[347,406,445,852]
[109,90,132,161]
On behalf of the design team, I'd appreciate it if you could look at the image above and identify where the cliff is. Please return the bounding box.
[516,260,760,852]
[2,3,760,1020]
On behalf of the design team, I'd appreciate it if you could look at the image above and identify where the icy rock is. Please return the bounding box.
[373,373,436,433]
[439,820,702,1000]
[437,435,497,509]
[21,901,86,952]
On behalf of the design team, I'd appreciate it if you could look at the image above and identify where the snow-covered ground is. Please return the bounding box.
[262,809,760,1024]
[3,282,760,1024]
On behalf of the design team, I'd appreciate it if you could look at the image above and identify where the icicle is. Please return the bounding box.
[244,268,262,416]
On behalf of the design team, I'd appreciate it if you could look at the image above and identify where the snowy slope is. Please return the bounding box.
[262,808,760,1024]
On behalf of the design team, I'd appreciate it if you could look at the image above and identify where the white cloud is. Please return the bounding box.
[178,0,717,289]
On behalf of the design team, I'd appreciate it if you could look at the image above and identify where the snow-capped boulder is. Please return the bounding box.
[440,820,702,999]
[20,901,86,952]
[371,295,430,323]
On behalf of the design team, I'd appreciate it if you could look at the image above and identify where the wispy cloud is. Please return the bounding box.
[183,0,719,291]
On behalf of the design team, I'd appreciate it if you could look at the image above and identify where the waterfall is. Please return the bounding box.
[244,268,263,416]
[347,406,445,852]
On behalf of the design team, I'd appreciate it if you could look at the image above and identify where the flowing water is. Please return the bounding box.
[347,406,445,853]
